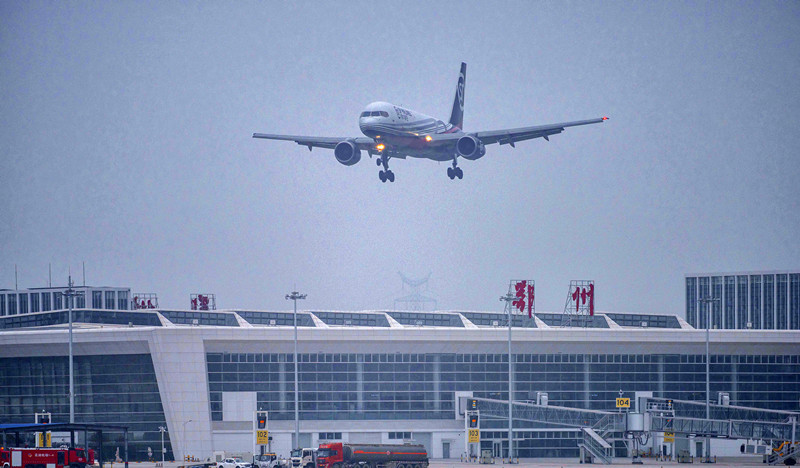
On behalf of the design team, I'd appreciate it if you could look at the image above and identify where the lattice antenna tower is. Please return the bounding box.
[562,280,595,327]
[394,272,437,311]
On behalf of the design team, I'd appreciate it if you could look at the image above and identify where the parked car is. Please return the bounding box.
[219,458,252,468]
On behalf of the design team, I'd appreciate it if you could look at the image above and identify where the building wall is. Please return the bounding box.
[686,272,800,330]
[1,325,799,461]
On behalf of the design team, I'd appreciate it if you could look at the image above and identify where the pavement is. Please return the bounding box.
[110,457,773,468]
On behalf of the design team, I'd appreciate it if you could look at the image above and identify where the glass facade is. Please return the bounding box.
[711,276,722,328]
[105,291,116,310]
[236,311,315,327]
[763,275,775,329]
[792,274,800,330]
[159,310,238,326]
[750,275,761,329]
[19,293,28,314]
[8,294,17,315]
[118,291,129,310]
[207,352,800,424]
[93,291,103,308]
[688,272,800,330]
[54,291,62,309]
[0,354,172,462]
[737,276,748,328]
[31,292,40,313]
[777,274,788,330]
[0,310,162,329]
[42,291,51,311]
[686,277,697,326]
[0,294,5,316]
[723,276,735,328]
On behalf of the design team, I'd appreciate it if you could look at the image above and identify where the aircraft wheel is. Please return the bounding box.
[379,170,386,182]
[447,167,454,179]
[376,158,382,167]
[455,167,463,179]
[387,170,395,182]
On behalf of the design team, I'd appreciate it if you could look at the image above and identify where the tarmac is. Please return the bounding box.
[111,457,774,468]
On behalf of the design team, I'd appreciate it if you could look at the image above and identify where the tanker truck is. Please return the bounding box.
[316,443,427,468]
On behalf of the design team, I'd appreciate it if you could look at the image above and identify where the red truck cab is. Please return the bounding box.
[316,443,343,468]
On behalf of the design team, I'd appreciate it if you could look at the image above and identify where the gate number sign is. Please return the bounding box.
[616,398,630,408]
[468,429,480,443]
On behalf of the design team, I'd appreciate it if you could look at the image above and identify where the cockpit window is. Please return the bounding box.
[360,111,371,118]
[370,111,380,117]
[380,111,389,117]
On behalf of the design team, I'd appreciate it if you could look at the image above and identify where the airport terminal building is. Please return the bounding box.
[1,295,799,462]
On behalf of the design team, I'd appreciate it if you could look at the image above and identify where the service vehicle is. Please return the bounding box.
[252,453,277,468]
[0,446,95,468]
[290,449,315,468]
[316,443,427,468]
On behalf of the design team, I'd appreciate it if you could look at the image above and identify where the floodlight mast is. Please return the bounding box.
[286,291,307,449]
[63,276,84,424]
[500,292,516,462]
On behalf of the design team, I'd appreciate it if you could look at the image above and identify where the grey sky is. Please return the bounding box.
[2,1,799,316]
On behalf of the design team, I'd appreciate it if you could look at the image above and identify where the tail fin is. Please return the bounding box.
[448,62,466,129]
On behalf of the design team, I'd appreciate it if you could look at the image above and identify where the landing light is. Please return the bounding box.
[376,144,385,151]
[425,135,432,142]
[602,116,609,121]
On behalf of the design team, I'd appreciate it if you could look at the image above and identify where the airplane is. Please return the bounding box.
[253,63,607,182]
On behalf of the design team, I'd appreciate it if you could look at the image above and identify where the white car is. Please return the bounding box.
[219,458,251,468]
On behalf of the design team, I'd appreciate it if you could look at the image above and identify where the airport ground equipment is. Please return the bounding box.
[0,446,95,468]
[316,443,428,468]
[290,449,315,468]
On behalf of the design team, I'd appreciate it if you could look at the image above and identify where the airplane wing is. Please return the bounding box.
[472,117,607,147]
[252,133,374,151]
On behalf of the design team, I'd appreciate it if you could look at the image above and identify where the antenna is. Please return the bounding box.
[82,261,86,286]
[49,263,52,287]
[15,264,18,289]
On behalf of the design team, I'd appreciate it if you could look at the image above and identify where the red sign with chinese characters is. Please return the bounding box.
[512,280,535,318]
[571,283,594,315]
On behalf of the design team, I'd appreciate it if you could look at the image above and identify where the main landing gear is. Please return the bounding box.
[447,157,463,180]
[377,152,395,183]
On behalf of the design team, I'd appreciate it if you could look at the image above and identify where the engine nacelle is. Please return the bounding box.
[334,140,362,166]
[456,135,486,160]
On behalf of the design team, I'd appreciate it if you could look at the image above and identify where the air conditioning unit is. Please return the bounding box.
[269,319,276,326]
[191,318,199,326]
[415,320,423,326]
[344,320,353,326]
[492,320,499,327]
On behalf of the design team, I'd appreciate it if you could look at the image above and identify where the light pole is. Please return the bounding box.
[698,295,719,462]
[182,419,193,462]
[286,291,306,449]
[159,426,166,463]
[499,292,515,462]
[63,276,84,424]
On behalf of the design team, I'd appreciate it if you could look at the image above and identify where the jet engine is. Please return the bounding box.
[334,140,362,166]
[455,135,486,160]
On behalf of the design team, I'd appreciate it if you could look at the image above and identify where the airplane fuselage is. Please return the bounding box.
[358,101,461,161]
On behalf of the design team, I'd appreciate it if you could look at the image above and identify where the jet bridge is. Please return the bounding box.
[464,396,799,465]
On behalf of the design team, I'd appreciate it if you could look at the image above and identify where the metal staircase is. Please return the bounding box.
[579,426,614,464]
[766,442,799,466]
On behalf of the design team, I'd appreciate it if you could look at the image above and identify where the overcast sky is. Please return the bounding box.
[2,1,799,316]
